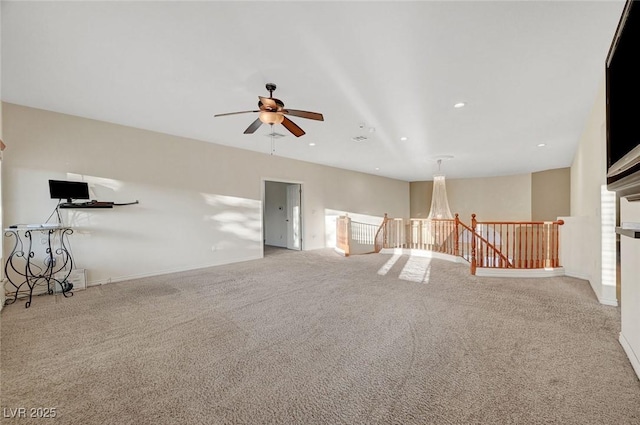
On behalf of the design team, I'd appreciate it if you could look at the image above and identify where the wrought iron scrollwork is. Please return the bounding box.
[3,227,75,308]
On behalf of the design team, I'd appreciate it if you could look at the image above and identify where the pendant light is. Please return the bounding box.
[427,158,454,219]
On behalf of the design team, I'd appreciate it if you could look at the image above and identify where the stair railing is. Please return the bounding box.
[473,217,565,271]
[335,215,351,256]
[405,217,458,254]
[374,213,389,253]
[336,214,387,256]
[460,214,512,275]
[375,213,564,275]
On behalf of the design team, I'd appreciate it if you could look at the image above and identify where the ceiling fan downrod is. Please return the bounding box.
[265,83,276,98]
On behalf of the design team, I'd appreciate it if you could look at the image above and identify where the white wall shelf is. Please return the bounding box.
[616,227,640,239]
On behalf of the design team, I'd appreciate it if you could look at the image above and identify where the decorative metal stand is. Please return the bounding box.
[3,227,74,308]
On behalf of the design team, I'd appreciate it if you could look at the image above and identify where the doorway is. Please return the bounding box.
[263,180,302,252]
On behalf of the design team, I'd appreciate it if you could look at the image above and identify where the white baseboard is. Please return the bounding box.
[475,267,565,278]
[0,279,6,313]
[334,247,347,257]
[596,294,619,306]
[563,271,618,306]
[564,270,591,281]
[86,255,263,286]
[378,249,567,278]
[379,248,466,264]
[619,332,640,381]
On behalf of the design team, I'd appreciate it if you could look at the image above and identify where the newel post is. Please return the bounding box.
[471,213,477,275]
[555,219,564,268]
[383,213,388,248]
[342,214,352,256]
[454,213,460,257]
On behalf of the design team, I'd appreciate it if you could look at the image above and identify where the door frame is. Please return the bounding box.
[261,178,304,254]
[285,183,302,250]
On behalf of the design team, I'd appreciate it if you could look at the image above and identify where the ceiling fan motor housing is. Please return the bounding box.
[258,99,284,110]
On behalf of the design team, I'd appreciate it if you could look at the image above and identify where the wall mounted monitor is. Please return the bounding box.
[49,180,90,203]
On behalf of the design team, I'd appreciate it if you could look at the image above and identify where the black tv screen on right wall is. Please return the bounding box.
[607,0,640,200]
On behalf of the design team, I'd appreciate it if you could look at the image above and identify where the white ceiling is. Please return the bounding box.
[1,1,626,181]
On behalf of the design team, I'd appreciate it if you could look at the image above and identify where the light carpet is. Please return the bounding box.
[1,247,639,424]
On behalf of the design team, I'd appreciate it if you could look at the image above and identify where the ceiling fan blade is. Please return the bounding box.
[282,109,324,121]
[259,96,278,111]
[244,118,263,134]
[214,110,259,117]
[282,116,305,137]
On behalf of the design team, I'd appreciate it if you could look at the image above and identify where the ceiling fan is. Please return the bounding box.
[214,83,324,137]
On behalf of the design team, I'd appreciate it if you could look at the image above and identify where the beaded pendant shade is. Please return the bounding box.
[427,159,453,219]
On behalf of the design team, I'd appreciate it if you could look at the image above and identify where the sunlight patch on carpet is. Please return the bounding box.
[378,254,401,276]
[399,256,432,284]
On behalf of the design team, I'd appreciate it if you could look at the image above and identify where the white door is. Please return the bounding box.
[286,184,301,250]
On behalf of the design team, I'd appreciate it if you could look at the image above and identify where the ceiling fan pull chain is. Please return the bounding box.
[271,124,275,155]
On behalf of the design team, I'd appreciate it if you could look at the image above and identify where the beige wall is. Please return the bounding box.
[409,181,432,218]
[411,169,571,223]
[2,103,409,285]
[410,173,532,223]
[566,78,617,306]
[531,168,570,221]
[571,81,608,218]
[447,174,532,222]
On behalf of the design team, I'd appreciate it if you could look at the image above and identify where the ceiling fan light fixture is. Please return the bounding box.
[259,111,284,125]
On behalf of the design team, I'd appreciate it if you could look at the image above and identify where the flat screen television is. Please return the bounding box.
[606,0,640,199]
[49,180,90,203]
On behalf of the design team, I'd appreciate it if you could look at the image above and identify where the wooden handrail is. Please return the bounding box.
[350,220,379,245]
[474,217,565,269]
[337,214,389,256]
[379,217,457,254]
[407,218,457,254]
[471,214,477,274]
[475,220,565,225]
[370,214,564,274]
[374,213,389,253]
[383,218,407,249]
[454,214,460,256]
[458,214,512,275]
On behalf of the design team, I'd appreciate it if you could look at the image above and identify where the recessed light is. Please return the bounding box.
[454,102,466,108]
[400,137,408,141]
[309,142,316,147]
[375,167,380,171]
[537,143,546,147]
